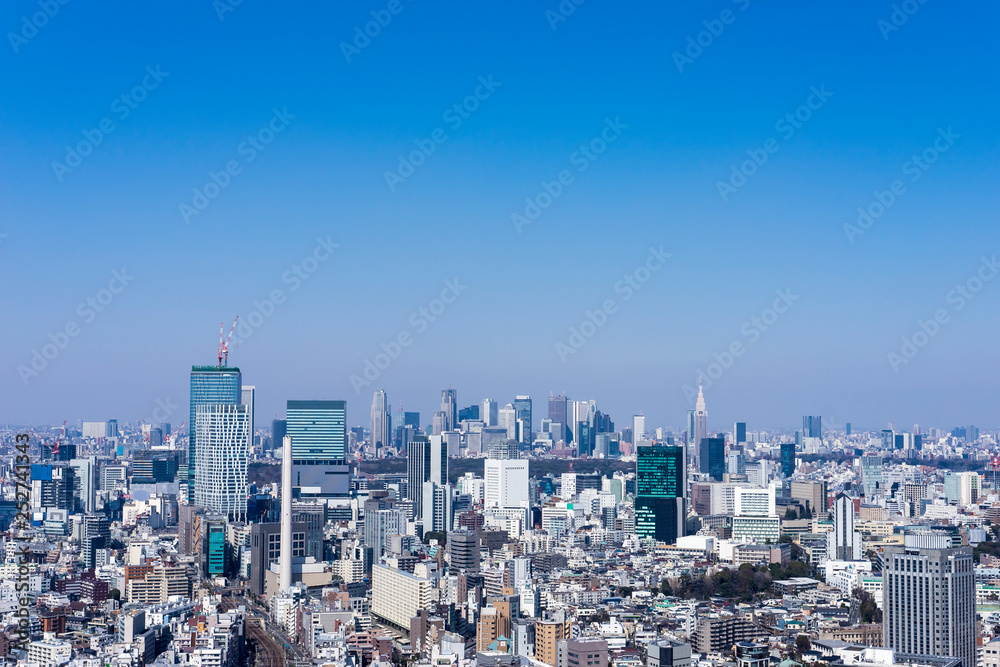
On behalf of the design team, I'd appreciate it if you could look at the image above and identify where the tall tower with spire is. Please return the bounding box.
[694,378,708,466]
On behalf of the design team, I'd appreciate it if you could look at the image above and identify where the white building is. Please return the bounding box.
[194,403,250,522]
[27,639,72,667]
[485,459,529,508]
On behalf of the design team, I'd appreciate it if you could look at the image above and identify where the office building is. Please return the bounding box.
[699,437,725,481]
[287,400,349,497]
[485,458,530,509]
[241,385,255,431]
[365,508,407,560]
[370,390,391,456]
[861,456,884,499]
[633,414,646,443]
[188,365,242,495]
[422,481,453,533]
[647,639,692,667]
[827,493,861,561]
[548,393,569,442]
[272,418,286,451]
[780,442,795,478]
[441,388,458,431]
[635,444,685,544]
[883,541,975,667]
[482,398,499,427]
[448,529,480,573]
[556,637,608,667]
[732,486,779,544]
[513,395,532,444]
[407,435,447,520]
[733,422,747,444]
[193,403,250,522]
[802,415,822,439]
[498,404,517,440]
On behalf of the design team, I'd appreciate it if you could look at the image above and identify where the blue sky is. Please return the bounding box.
[2,1,998,432]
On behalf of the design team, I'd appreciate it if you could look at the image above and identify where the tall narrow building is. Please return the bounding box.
[407,435,447,520]
[694,380,708,464]
[482,398,498,427]
[699,437,725,482]
[513,395,532,445]
[441,388,458,432]
[548,393,569,442]
[370,390,391,456]
[802,415,822,439]
[883,538,975,667]
[635,444,686,544]
[780,441,796,478]
[194,403,250,522]
[188,365,242,496]
[827,493,861,560]
[287,400,349,498]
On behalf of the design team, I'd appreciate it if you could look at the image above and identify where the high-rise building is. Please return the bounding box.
[513,395,532,445]
[482,398,498,427]
[861,456,883,499]
[370,390,391,455]
[441,388,458,432]
[286,400,349,497]
[686,410,695,448]
[883,541,975,667]
[272,418,287,451]
[827,493,861,560]
[780,442,795,478]
[699,437,724,482]
[536,619,572,667]
[880,429,894,450]
[194,403,250,522]
[421,481,453,533]
[448,529,480,573]
[458,405,479,422]
[694,381,708,464]
[498,404,517,440]
[732,486,779,544]
[484,458,529,509]
[635,444,685,544]
[407,435,447,520]
[241,385,256,432]
[846,422,852,436]
[432,411,447,436]
[632,414,646,443]
[548,393,569,442]
[647,639,692,667]
[188,365,242,495]
[733,422,747,444]
[365,508,406,560]
[802,416,822,439]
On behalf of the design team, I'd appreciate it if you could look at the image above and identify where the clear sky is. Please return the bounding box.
[2,1,998,432]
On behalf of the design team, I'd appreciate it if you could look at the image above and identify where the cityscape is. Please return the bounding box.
[3,3,1000,667]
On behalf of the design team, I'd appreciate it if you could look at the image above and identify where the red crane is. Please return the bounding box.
[49,421,67,457]
[217,317,239,366]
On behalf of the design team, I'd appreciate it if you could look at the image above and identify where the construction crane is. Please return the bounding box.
[50,420,67,457]
[217,317,239,366]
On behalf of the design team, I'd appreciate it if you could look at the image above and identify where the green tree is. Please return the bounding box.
[109,588,121,601]
[796,635,811,653]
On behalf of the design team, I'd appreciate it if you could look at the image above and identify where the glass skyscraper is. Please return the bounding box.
[802,415,822,438]
[635,444,685,544]
[188,365,242,496]
[287,400,349,497]
[699,437,725,482]
[780,441,796,478]
[513,395,532,444]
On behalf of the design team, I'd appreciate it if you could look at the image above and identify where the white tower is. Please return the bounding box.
[280,435,293,592]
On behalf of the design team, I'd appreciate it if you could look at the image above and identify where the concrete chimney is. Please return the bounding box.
[280,435,293,593]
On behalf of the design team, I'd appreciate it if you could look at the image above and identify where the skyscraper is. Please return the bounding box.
[548,393,569,442]
[802,415,822,439]
[241,385,256,432]
[498,404,517,440]
[441,388,458,431]
[482,398,498,427]
[632,414,646,443]
[635,444,685,544]
[861,456,883,499]
[286,400,349,497]
[484,458,529,508]
[733,422,747,444]
[370,390,390,456]
[272,418,286,451]
[699,437,724,482]
[194,403,250,522]
[780,442,795,478]
[407,435,447,520]
[513,395,532,445]
[883,540,975,667]
[694,381,708,464]
[188,365,241,496]
[827,493,861,560]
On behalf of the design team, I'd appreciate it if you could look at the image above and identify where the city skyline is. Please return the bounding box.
[4,4,1000,428]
